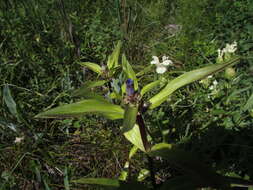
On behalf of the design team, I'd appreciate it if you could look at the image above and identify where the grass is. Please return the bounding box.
[1,0,253,189]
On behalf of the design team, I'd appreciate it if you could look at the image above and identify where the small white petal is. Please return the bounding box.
[14,137,24,143]
[162,55,169,62]
[207,75,213,79]
[213,80,218,86]
[156,66,167,74]
[209,85,214,90]
[162,60,173,66]
[151,56,159,65]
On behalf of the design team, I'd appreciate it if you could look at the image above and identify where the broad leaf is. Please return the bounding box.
[124,124,147,152]
[3,85,18,118]
[35,99,124,120]
[122,104,138,133]
[79,62,102,74]
[149,57,240,109]
[122,54,138,90]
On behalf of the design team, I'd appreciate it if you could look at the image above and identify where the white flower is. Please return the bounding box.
[217,49,224,61]
[151,55,173,74]
[14,137,24,144]
[217,41,237,62]
[223,41,237,53]
[209,80,218,90]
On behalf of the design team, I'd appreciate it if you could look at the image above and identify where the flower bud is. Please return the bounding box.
[224,67,236,79]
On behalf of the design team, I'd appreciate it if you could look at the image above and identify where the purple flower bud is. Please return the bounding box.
[126,79,134,96]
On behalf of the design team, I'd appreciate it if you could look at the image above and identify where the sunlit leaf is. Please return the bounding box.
[79,62,102,74]
[129,146,138,159]
[3,85,18,118]
[140,80,160,97]
[107,41,122,70]
[124,124,147,152]
[149,57,240,109]
[137,169,150,182]
[122,54,138,90]
[35,99,124,120]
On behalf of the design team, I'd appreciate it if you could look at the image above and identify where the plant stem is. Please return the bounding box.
[147,155,156,190]
[136,109,156,189]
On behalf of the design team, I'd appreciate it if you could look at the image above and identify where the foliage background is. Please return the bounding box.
[0,0,253,189]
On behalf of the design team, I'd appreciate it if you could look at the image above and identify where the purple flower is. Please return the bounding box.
[126,79,134,96]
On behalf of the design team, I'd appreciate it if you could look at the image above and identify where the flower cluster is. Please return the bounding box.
[151,56,173,74]
[217,41,237,62]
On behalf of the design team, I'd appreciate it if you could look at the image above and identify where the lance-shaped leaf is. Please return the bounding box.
[149,57,240,109]
[79,62,102,75]
[35,99,124,120]
[71,178,148,190]
[124,124,147,152]
[122,104,138,133]
[72,178,120,187]
[107,41,122,70]
[122,54,138,90]
[72,80,107,97]
[3,85,18,118]
[140,80,160,97]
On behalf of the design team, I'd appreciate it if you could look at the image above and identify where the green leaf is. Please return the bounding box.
[124,124,146,152]
[136,65,153,77]
[64,167,70,190]
[107,41,122,70]
[243,92,253,111]
[149,57,240,109]
[129,146,138,159]
[122,54,138,90]
[137,169,150,182]
[35,99,124,120]
[140,80,160,97]
[72,80,107,97]
[72,178,120,187]
[122,104,138,133]
[71,178,149,190]
[79,62,102,74]
[3,85,18,118]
